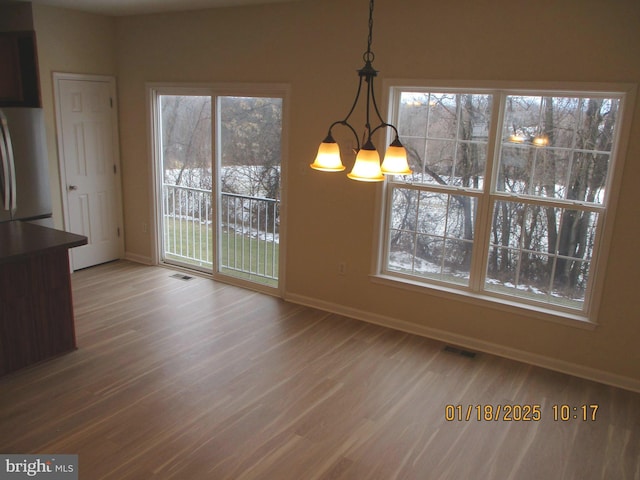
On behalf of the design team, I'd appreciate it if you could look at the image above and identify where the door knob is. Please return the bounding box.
[68,185,78,191]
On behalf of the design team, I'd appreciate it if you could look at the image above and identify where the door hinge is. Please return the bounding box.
[117,227,121,237]
[113,164,117,174]
[110,97,113,108]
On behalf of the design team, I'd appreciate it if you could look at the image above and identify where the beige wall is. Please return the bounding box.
[31,4,117,229]
[36,0,640,388]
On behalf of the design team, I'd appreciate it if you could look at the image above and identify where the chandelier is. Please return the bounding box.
[309,0,412,182]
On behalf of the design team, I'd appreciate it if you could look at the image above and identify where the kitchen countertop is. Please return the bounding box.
[0,221,87,262]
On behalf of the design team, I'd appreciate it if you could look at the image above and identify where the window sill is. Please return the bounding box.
[370,273,598,331]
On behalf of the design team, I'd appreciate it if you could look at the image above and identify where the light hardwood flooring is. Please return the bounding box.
[1,260,639,479]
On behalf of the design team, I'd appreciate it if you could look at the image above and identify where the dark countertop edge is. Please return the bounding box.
[0,221,88,263]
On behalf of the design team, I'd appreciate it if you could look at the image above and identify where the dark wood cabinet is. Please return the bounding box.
[0,251,76,374]
[0,35,22,102]
[0,222,87,376]
[0,31,40,107]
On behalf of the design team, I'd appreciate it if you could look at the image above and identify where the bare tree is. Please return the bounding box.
[390,91,619,303]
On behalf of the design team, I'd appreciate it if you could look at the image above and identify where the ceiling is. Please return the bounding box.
[20,0,307,16]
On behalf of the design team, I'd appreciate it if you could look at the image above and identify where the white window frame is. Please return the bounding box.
[374,80,636,328]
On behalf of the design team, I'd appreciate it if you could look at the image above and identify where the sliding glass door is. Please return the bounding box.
[152,86,285,293]
[217,96,282,286]
[158,94,214,271]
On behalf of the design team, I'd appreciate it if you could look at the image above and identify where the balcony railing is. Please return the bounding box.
[162,184,279,283]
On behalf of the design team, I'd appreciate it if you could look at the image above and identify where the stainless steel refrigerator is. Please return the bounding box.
[0,107,52,225]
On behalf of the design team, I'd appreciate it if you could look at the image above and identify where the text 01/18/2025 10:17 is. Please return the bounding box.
[444,404,599,422]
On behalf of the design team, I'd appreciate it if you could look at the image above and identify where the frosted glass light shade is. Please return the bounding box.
[310,138,345,171]
[381,141,411,175]
[347,142,384,182]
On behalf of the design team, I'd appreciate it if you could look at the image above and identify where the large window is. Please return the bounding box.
[379,85,631,323]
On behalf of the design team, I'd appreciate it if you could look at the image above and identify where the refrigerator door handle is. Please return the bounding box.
[2,114,18,213]
[8,142,17,213]
[0,114,11,211]
[2,115,17,212]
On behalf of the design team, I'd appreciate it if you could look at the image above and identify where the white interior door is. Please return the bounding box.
[55,74,123,270]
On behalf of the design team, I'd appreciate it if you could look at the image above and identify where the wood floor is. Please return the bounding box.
[1,261,638,479]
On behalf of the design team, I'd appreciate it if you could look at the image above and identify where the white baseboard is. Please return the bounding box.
[124,252,154,265]
[284,292,640,394]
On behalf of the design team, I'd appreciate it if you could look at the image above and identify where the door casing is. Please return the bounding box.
[54,72,124,270]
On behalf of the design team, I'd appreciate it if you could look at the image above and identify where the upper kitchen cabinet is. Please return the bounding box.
[0,31,40,107]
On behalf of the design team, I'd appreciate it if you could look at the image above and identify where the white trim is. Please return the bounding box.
[146,86,161,269]
[378,79,637,325]
[371,273,596,329]
[383,78,637,96]
[582,84,637,325]
[124,251,154,265]
[283,291,640,394]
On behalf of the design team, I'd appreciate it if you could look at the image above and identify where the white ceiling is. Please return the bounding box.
[21,0,307,16]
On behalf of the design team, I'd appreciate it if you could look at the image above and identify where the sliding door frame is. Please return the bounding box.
[147,82,289,297]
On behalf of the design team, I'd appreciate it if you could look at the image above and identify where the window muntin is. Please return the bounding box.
[486,200,599,309]
[382,86,624,318]
[398,92,492,189]
[387,187,478,286]
[498,95,618,205]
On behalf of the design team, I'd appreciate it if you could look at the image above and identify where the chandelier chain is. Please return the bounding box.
[364,0,375,63]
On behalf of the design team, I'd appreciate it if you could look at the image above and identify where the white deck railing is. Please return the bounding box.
[162,184,279,281]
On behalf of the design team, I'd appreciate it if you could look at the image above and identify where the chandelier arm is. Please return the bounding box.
[364,76,373,142]
[327,121,344,135]
[324,121,362,151]
[325,72,367,151]
[367,73,390,129]
[370,122,400,140]
[340,121,362,151]
[339,74,365,128]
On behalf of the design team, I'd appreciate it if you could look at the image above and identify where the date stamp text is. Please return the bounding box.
[444,404,599,422]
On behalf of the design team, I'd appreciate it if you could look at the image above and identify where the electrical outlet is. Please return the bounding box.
[338,262,347,276]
